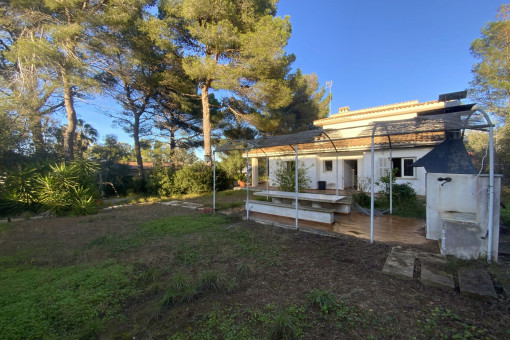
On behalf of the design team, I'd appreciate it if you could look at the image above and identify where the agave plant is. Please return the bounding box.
[37,162,98,216]
[0,165,41,215]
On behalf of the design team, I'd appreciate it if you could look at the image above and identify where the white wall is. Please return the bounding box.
[426,173,501,259]
[360,147,432,195]
[268,155,318,188]
[317,156,343,189]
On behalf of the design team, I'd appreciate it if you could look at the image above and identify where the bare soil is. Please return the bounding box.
[1,203,510,339]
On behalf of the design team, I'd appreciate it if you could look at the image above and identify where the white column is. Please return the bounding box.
[251,157,259,188]
[389,148,393,215]
[213,152,216,212]
[335,153,339,196]
[246,149,250,220]
[370,136,375,244]
[488,125,495,263]
[295,144,299,230]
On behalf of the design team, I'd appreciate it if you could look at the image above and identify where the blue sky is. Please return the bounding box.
[77,0,506,148]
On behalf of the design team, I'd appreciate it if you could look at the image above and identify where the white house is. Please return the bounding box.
[249,95,473,195]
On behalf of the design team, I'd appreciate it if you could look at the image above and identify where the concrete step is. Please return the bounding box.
[458,268,497,299]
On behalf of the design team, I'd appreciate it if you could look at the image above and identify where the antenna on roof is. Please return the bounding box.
[438,90,467,102]
[326,81,333,115]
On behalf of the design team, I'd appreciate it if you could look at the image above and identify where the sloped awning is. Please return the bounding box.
[214,108,491,155]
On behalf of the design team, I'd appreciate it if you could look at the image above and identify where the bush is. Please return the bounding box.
[352,191,370,208]
[148,164,177,197]
[307,289,338,315]
[173,162,229,195]
[273,160,311,192]
[0,160,99,217]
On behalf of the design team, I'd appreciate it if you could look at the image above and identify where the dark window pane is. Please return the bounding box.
[325,160,333,171]
[403,158,414,177]
[392,158,402,177]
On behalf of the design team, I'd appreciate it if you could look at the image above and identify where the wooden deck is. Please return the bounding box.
[249,211,434,246]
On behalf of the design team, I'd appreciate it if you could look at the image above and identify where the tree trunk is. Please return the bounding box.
[29,114,45,156]
[133,113,144,178]
[169,126,176,150]
[62,70,77,161]
[201,82,212,165]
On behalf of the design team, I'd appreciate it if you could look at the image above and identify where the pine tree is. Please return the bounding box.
[160,0,294,164]
[470,4,510,119]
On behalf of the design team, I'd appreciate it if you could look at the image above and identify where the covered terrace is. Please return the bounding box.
[213,107,496,261]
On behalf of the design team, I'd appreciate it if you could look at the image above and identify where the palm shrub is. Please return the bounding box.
[1,160,99,217]
[37,161,98,216]
[0,165,41,216]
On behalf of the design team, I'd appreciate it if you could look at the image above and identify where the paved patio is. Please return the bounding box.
[249,211,435,246]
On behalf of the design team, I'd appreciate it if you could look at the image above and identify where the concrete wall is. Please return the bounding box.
[426,173,501,260]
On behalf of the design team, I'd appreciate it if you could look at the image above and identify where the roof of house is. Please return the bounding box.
[314,99,446,127]
[215,108,492,156]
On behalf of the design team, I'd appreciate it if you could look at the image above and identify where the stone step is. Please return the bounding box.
[382,247,499,299]
[458,268,497,299]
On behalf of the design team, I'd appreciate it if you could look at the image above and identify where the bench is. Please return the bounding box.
[247,200,335,224]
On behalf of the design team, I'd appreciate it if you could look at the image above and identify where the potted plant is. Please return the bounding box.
[235,173,247,187]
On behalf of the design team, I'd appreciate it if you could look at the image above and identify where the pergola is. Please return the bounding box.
[213,107,497,262]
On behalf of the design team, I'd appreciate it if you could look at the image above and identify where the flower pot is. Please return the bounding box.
[238,180,246,187]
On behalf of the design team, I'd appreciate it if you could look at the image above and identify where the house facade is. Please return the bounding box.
[252,97,468,195]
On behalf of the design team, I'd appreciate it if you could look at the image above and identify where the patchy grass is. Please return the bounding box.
[0,261,136,339]
[0,203,508,339]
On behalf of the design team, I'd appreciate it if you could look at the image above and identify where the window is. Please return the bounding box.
[285,161,295,172]
[324,160,333,172]
[391,157,415,178]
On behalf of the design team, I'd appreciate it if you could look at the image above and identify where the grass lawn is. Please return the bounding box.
[0,196,509,339]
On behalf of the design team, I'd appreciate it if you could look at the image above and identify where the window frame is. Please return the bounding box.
[391,157,416,179]
[323,160,333,172]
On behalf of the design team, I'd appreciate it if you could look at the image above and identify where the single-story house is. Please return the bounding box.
[247,94,475,195]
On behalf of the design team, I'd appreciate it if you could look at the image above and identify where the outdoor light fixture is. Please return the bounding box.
[437,177,452,186]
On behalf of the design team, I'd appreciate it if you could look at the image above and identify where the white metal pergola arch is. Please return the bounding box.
[213,108,496,262]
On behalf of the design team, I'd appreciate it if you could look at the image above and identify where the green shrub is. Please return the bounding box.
[268,310,298,340]
[198,270,229,292]
[149,164,177,196]
[173,162,229,195]
[159,272,198,307]
[1,160,99,217]
[273,160,311,192]
[0,165,41,216]
[307,289,339,315]
[37,162,98,216]
[352,191,370,208]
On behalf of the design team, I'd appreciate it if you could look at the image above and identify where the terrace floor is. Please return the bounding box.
[249,211,436,247]
[244,182,435,247]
